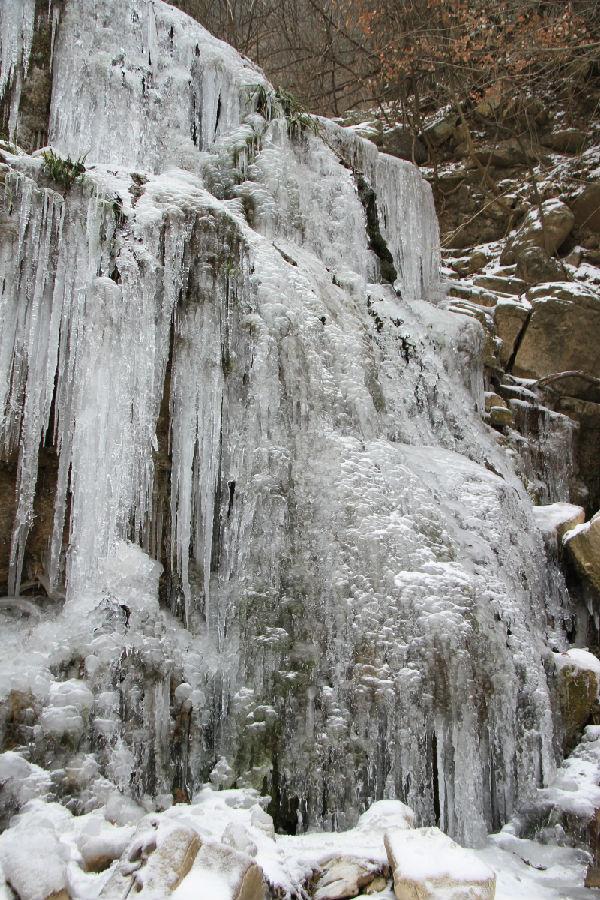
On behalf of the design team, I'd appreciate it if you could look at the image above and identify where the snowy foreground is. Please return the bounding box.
[0,786,596,900]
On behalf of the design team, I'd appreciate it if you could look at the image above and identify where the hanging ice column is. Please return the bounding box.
[0,0,571,847]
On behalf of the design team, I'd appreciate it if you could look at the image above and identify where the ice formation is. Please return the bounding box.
[0,0,578,867]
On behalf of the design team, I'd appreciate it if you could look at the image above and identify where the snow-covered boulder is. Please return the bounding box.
[384,827,496,900]
[172,842,265,900]
[0,752,52,811]
[100,820,201,897]
[134,826,202,897]
[553,648,600,753]
[532,503,586,554]
[512,282,600,387]
[222,822,258,857]
[502,198,574,262]
[0,807,70,900]
[75,812,135,873]
[564,511,600,592]
[250,807,275,839]
[356,800,415,833]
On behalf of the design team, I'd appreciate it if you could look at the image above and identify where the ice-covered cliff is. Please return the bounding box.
[0,0,575,858]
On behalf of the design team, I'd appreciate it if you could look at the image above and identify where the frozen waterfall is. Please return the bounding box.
[0,0,573,849]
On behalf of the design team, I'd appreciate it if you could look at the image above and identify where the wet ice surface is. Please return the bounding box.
[0,0,590,890]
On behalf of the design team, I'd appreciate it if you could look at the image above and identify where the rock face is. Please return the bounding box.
[494,296,531,368]
[384,827,496,900]
[0,0,576,850]
[512,283,600,383]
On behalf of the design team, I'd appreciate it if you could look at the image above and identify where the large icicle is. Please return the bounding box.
[0,0,37,139]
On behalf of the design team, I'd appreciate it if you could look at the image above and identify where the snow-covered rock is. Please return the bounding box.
[564,511,600,592]
[134,826,202,897]
[503,198,574,261]
[0,804,71,900]
[384,827,496,900]
[75,813,136,873]
[356,800,415,833]
[532,503,585,542]
[552,649,600,753]
[172,842,265,900]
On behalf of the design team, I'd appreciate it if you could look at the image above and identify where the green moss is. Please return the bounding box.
[247,83,320,137]
[42,149,86,189]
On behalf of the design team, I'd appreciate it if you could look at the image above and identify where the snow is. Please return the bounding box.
[563,511,600,546]
[532,503,585,537]
[553,648,600,679]
[0,802,71,900]
[0,788,594,899]
[386,826,495,883]
[532,725,600,820]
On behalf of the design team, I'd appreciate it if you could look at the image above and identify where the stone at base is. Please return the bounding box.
[585,864,600,888]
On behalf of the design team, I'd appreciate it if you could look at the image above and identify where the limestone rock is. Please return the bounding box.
[512,283,600,386]
[473,139,541,169]
[182,842,265,900]
[564,512,600,594]
[380,127,427,165]
[515,246,566,284]
[489,405,513,428]
[542,129,587,155]
[449,283,497,308]
[100,822,201,898]
[572,182,600,233]
[502,199,574,263]
[423,115,458,146]
[484,393,506,414]
[384,827,496,900]
[484,391,513,429]
[467,251,488,274]
[553,649,600,753]
[314,857,390,900]
[494,296,531,369]
[473,274,527,296]
[556,396,600,513]
[134,826,201,896]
